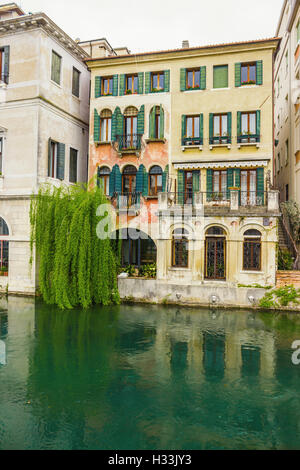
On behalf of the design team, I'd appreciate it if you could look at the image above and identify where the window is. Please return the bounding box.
[0,46,9,84]
[123,107,138,149]
[122,165,137,193]
[149,166,162,197]
[286,184,289,201]
[213,114,228,143]
[51,51,62,85]
[277,153,280,173]
[172,228,189,268]
[241,62,256,85]
[98,166,110,196]
[72,67,80,97]
[205,227,226,280]
[285,139,289,165]
[101,76,113,96]
[100,109,112,142]
[0,217,9,276]
[240,112,257,142]
[0,137,3,174]
[125,74,138,95]
[186,116,200,141]
[69,148,78,183]
[151,72,165,92]
[213,65,228,88]
[48,140,65,180]
[49,141,58,178]
[240,170,257,206]
[212,170,227,200]
[243,230,261,271]
[149,106,163,139]
[186,69,200,90]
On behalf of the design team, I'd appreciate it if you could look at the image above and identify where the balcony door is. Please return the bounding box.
[184,171,194,204]
[125,116,137,149]
[122,165,137,193]
[240,170,257,206]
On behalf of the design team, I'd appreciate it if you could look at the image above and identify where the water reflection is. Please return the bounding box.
[0,297,300,449]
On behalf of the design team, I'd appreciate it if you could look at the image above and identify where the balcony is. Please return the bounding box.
[209,136,231,149]
[117,134,142,155]
[237,134,260,148]
[112,192,141,215]
[182,137,203,151]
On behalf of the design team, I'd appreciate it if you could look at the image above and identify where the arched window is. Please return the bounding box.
[243,229,262,271]
[149,106,164,139]
[149,166,163,196]
[122,165,137,193]
[0,217,9,277]
[172,228,189,268]
[97,166,110,196]
[100,109,112,142]
[205,226,226,280]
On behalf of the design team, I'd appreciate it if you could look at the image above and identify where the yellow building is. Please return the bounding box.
[86,37,281,303]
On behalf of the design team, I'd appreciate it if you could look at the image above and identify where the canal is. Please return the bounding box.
[0,296,300,450]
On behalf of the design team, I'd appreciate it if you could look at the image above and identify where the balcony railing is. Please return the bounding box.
[237,134,260,144]
[209,136,231,145]
[182,137,203,146]
[113,192,141,211]
[117,134,142,151]
[239,191,266,207]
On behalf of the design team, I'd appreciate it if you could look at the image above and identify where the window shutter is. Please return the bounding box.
[94,109,100,142]
[56,143,65,180]
[162,165,169,192]
[256,61,263,85]
[227,169,233,199]
[119,74,125,96]
[137,105,145,135]
[256,168,264,204]
[143,167,148,196]
[256,110,261,141]
[200,66,206,90]
[159,105,164,139]
[112,74,118,96]
[115,165,122,193]
[193,171,200,193]
[95,77,101,98]
[180,69,186,91]
[209,113,214,144]
[206,169,213,200]
[234,169,241,188]
[235,63,241,87]
[111,108,117,141]
[115,107,123,137]
[48,138,52,177]
[237,111,241,139]
[3,46,10,84]
[213,65,228,88]
[164,70,170,92]
[145,72,151,94]
[199,114,203,144]
[177,170,184,205]
[181,115,186,144]
[149,107,155,138]
[227,112,232,143]
[136,165,145,193]
[109,166,116,197]
[138,72,144,94]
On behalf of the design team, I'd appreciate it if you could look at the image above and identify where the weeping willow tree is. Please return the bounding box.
[30,183,121,310]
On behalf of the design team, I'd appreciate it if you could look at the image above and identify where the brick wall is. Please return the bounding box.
[276,271,300,288]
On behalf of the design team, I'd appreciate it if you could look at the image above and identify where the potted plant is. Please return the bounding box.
[0,266,8,276]
[125,89,132,95]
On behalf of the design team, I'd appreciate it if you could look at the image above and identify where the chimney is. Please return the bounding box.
[182,40,189,49]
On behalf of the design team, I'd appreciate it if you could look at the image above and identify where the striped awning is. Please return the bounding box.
[174,160,269,170]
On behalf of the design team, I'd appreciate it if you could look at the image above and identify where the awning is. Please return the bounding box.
[173,160,269,170]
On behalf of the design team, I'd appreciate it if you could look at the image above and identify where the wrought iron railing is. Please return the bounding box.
[117,134,142,151]
[182,137,203,146]
[237,134,260,144]
[209,136,231,145]
[205,192,230,203]
[114,192,141,210]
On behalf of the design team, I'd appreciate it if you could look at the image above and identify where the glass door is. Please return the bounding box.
[184,171,193,204]
[241,170,257,206]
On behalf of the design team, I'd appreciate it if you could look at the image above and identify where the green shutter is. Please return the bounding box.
[160,105,164,139]
[119,74,125,96]
[181,115,186,144]
[200,66,206,90]
[145,72,151,94]
[3,46,9,84]
[256,110,261,141]
[143,168,148,196]
[199,114,203,144]
[180,68,186,91]
[115,165,122,193]
[206,169,213,200]
[115,107,123,137]
[111,108,117,141]
[137,105,145,135]
[136,165,145,193]
[109,166,116,197]
[256,60,263,85]
[56,143,65,180]
[149,107,155,138]
[213,65,228,88]
[48,138,52,177]
[237,111,241,139]
[257,168,264,205]
[227,169,233,199]
[95,76,101,98]
[227,112,232,143]
[162,165,169,192]
[164,70,170,92]
[138,72,144,94]
[177,170,184,205]
[193,171,200,193]
[209,113,214,144]
[235,63,241,87]
[94,109,100,142]
[113,74,118,96]
[234,169,241,189]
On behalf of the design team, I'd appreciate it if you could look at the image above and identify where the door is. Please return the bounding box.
[240,170,257,206]
[205,237,226,280]
[184,171,193,204]
[125,116,137,148]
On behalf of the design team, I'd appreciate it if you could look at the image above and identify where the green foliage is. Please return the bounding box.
[238,283,272,289]
[30,183,120,310]
[259,285,300,309]
[122,265,136,277]
[139,263,157,279]
[281,201,300,243]
[278,248,294,270]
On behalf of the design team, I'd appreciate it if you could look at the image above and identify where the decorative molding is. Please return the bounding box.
[174,160,269,170]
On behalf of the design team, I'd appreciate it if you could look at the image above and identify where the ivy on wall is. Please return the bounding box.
[30,183,120,310]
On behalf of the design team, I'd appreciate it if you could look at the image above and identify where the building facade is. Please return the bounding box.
[275,0,300,205]
[0,4,90,294]
[87,37,280,292]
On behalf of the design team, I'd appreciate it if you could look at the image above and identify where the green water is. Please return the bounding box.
[0,296,300,450]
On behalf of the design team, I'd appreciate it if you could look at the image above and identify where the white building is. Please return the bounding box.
[0,3,90,294]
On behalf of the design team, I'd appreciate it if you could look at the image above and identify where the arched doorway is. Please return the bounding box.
[205,226,226,280]
[114,229,157,267]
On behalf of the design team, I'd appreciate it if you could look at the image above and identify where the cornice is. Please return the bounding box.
[0,13,89,63]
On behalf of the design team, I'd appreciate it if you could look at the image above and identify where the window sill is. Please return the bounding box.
[150,90,166,94]
[95,141,112,147]
[240,270,262,275]
[145,138,166,144]
[238,142,260,149]
[239,84,258,89]
[168,267,191,272]
[209,144,231,150]
[211,87,230,91]
[183,88,203,92]
[182,145,203,152]
[50,79,62,89]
